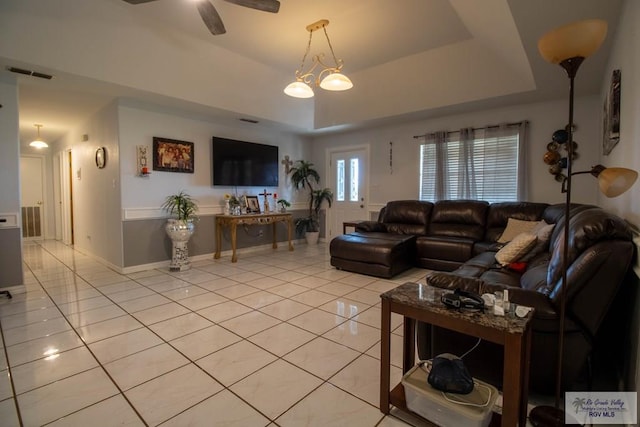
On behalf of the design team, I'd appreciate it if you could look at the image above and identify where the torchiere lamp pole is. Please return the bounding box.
[532,19,637,427]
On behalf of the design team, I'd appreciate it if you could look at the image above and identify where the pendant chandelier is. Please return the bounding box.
[30,124,48,149]
[284,19,353,99]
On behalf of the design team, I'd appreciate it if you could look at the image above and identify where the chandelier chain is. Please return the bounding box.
[297,30,313,77]
[323,26,340,67]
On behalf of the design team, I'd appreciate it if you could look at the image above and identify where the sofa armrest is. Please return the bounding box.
[426,271,484,293]
[355,221,386,232]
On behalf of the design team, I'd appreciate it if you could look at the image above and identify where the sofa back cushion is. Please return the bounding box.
[485,202,549,242]
[428,200,489,240]
[546,208,632,302]
[381,200,433,235]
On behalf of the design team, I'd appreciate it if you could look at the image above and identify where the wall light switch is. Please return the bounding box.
[76,168,81,180]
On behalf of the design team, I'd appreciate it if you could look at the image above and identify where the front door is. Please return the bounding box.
[328,147,369,239]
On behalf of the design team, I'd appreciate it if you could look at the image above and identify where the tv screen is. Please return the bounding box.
[212,137,279,187]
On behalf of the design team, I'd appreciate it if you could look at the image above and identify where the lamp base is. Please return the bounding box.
[529,405,565,427]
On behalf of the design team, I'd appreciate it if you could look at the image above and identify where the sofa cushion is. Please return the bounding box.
[520,221,555,262]
[485,202,548,242]
[495,232,537,266]
[497,218,539,243]
[428,200,489,240]
[416,235,475,263]
[381,200,433,235]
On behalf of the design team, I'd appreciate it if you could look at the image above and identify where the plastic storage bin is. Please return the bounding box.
[402,362,498,427]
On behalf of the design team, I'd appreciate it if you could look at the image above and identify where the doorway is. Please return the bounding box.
[55,149,74,245]
[20,156,46,240]
[327,146,369,240]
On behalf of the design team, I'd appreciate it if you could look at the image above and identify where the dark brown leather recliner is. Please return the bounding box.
[418,206,634,393]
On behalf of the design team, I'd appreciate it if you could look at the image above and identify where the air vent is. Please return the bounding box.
[7,67,53,80]
[239,118,259,124]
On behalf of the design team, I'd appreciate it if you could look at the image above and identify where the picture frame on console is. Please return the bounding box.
[153,137,194,173]
[246,196,260,213]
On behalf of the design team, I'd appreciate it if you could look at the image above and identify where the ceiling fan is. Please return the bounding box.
[122,0,280,35]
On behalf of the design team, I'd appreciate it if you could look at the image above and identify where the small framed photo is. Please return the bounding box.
[153,137,194,173]
[246,196,260,213]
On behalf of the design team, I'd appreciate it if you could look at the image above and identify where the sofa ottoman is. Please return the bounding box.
[330,231,417,278]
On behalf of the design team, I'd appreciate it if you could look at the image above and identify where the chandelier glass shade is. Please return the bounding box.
[284,19,353,98]
[30,124,48,149]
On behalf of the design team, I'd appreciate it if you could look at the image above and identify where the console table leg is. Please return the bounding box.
[214,220,222,259]
[272,222,277,249]
[230,223,238,263]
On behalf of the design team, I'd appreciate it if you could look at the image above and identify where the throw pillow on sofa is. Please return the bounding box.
[520,220,555,262]
[495,232,537,266]
[497,218,540,243]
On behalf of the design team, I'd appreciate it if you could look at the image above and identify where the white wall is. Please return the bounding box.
[56,102,123,268]
[597,0,640,395]
[310,95,602,207]
[0,73,24,289]
[118,103,311,217]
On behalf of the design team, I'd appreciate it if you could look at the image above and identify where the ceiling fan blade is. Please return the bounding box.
[223,0,280,13]
[121,0,158,4]
[196,1,226,35]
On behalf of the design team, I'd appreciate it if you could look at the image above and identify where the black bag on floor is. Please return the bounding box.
[427,354,474,395]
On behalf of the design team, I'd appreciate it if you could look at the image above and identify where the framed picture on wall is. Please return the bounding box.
[152,137,194,173]
[603,69,621,156]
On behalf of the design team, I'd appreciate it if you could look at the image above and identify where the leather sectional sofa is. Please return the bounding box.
[329,199,635,393]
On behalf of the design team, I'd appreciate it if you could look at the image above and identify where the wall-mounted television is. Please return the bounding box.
[212,137,279,187]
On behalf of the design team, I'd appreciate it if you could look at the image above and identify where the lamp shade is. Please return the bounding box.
[597,167,638,198]
[29,139,49,149]
[319,72,353,91]
[284,81,314,98]
[538,19,607,64]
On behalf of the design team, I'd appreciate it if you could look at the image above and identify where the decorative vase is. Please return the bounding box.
[305,231,320,245]
[224,200,230,215]
[165,219,195,271]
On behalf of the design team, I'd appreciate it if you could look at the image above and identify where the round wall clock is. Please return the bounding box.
[95,147,106,169]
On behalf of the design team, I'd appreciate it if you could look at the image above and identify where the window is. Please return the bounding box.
[419,123,527,203]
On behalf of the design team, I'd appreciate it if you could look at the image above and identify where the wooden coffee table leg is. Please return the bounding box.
[380,299,391,414]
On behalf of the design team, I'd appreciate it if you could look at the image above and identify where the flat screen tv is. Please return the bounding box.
[212,137,279,187]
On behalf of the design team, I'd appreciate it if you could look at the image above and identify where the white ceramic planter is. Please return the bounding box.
[305,231,320,245]
[165,219,195,271]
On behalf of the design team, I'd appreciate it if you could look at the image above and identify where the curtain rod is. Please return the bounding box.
[412,120,528,139]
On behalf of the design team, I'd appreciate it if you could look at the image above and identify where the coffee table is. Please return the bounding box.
[380,282,533,427]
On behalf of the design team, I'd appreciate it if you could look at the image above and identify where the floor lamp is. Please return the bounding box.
[531,20,638,426]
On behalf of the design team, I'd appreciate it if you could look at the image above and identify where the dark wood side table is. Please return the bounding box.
[214,213,293,262]
[380,282,533,427]
[342,220,365,234]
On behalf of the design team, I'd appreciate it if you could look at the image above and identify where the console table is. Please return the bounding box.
[380,282,533,427]
[214,213,294,262]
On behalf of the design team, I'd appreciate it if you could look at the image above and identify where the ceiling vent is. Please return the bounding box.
[7,67,54,80]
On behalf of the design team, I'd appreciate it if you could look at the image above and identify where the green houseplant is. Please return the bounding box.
[289,160,333,243]
[161,191,198,271]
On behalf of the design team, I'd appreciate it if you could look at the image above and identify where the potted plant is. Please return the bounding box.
[289,160,333,244]
[277,198,291,213]
[161,191,198,271]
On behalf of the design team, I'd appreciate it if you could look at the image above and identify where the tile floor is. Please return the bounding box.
[0,241,430,426]
[0,240,535,426]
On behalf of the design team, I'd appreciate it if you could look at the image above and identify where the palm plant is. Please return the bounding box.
[161,191,198,222]
[289,160,333,235]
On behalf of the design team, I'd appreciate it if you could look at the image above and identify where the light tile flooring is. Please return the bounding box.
[0,240,443,427]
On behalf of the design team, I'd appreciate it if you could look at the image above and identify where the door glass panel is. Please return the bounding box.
[350,158,359,201]
[336,159,345,201]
